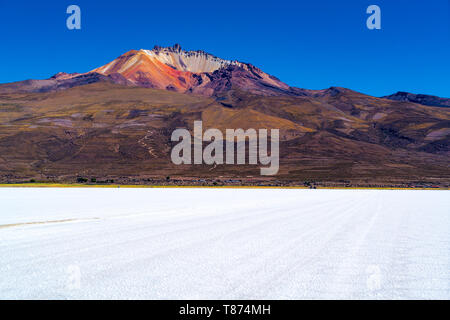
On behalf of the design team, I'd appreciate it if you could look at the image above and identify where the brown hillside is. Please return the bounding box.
[0,82,448,187]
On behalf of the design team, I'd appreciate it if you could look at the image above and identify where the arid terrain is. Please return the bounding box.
[0,45,449,187]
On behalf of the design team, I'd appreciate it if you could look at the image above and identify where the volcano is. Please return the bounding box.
[0,44,295,97]
[92,44,293,96]
[0,44,449,187]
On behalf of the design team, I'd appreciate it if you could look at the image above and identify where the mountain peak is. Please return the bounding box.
[1,45,295,97]
[152,43,182,53]
[50,72,81,80]
[86,44,292,96]
[383,91,450,108]
[139,44,241,73]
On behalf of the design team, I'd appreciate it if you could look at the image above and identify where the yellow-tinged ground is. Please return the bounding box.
[0,183,446,190]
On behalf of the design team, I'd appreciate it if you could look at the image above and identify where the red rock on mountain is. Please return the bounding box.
[92,44,293,96]
[0,44,295,97]
[0,44,449,186]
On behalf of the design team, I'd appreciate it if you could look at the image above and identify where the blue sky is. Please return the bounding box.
[0,0,449,97]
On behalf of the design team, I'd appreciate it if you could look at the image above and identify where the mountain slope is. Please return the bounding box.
[0,45,449,186]
[0,72,131,93]
[383,91,450,108]
[92,44,292,96]
[0,82,448,186]
[2,44,449,106]
[92,49,199,91]
[0,44,295,97]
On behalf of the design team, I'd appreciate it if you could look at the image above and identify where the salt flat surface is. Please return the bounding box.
[0,188,449,299]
